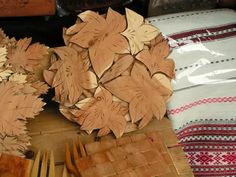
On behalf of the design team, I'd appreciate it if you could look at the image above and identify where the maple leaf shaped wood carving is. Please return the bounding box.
[0,134,30,157]
[45,46,97,106]
[70,8,130,77]
[0,81,44,136]
[136,35,175,78]
[75,87,128,138]
[121,8,160,55]
[105,63,172,128]
[7,37,48,73]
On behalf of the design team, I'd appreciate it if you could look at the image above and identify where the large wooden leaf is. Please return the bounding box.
[45,46,97,105]
[70,8,129,77]
[0,82,44,137]
[100,55,134,83]
[7,38,48,72]
[121,8,160,55]
[75,87,127,138]
[105,63,172,128]
[136,35,175,78]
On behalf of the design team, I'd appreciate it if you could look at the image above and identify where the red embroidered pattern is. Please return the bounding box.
[177,123,236,177]
[167,97,236,115]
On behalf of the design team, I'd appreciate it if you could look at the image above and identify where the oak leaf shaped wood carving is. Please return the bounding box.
[136,36,175,78]
[70,8,129,77]
[0,81,44,136]
[45,46,97,106]
[7,37,48,72]
[105,63,172,128]
[75,87,128,138]
[121,8,160,55]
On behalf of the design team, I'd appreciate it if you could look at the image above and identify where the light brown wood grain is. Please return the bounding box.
[0,0,56,17]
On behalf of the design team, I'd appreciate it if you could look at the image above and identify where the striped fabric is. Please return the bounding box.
[148,9,236,177]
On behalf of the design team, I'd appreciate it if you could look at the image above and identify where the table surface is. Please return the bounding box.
[27,105,193,177]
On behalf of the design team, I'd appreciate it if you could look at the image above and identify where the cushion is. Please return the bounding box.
[148,9,236,177]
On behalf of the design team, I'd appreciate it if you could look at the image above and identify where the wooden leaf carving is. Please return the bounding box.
[31,81,49,95]
[0,82,44,136]
[100,55,134,83]
[105,63,172,128]
[45,46,97,105]
[0,29,16,51]
[121,8,160,54]
[7,37,48,72]
[0,69,13,82]
[43,70,55,86]
[136,35,175,78]
[9,73,27,84]
[76,87,127,138]
[0,134,30,157]
[70,8,129,77]
[153,73,172,92]
[0,47,7,67]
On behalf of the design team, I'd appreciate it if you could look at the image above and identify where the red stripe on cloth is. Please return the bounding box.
[177,31,236,47]
[167,96,236,115]
[178,131,236,139]
[169,23,236,40]
[177,124,236,135]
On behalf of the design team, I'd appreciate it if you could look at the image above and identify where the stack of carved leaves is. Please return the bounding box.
[0,29,49,156]
[44,8,175,138]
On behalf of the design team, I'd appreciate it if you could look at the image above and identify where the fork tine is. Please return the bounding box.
[73,141,81,174]
[40,151,48,177]
[62,165,68,177]
[48,151,55,177]
[31,150,41,177]
[78,138,86,157]
[65,143,79,177]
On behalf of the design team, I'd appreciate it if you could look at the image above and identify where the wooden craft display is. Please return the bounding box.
[0,29,49,156]
[64,131,193,177]
[44,8,175,138]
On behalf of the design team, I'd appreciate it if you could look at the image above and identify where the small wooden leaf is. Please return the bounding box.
[9,73,27,84]
[78,87,127,138]
[136,35,175,78]
[100,55,134,83]
[7,37,48,72]
[121,8,160,54]
[0,47,7,67]
[0,69,13,81]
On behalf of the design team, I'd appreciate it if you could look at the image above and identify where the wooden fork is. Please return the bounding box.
[64,139,87,177]
[30,150,55,177]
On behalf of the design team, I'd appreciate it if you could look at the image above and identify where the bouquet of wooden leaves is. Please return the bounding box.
[0,29,49,156]
[44,8,175,138]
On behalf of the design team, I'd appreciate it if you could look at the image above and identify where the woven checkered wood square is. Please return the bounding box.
[75,131,193,177]
[26,107,193,176]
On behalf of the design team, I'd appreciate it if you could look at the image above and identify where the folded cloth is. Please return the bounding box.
[149,9,236,177]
